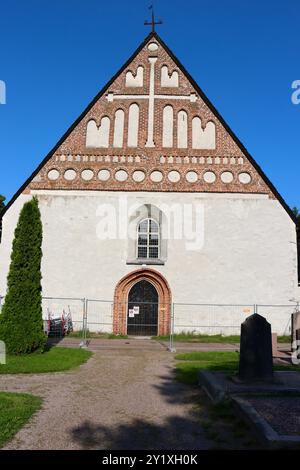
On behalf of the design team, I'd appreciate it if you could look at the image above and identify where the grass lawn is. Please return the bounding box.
[175,351,300,385]
[0,392,42,447]
[155,333,291,343]
[0,347,92,374]
[155,333,241,343]
[68,331,128,339]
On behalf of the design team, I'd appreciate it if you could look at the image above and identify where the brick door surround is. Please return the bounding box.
[113,268,171,336]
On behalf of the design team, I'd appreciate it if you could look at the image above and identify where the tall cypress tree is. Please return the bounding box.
[0,197,46,354]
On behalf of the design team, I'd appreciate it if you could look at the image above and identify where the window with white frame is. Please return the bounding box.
[137,218,160,259]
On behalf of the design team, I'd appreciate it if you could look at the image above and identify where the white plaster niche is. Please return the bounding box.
[125,66,143,87]
[177,110,188,148]
[113,109,125,148]
[167,170,181,183]
[186,171,198,183]
[127,103,139,147]
[148,42,159,52]
[162,105,174,147]
[86,117,110,148]
[161,65,179,87]
[98,169,110,181]
[115,170,128,182]
[47,169,60,181]
[203,171,216,183]
[64,169,77,181]
[150,171,163,183]
[81,169,94,181]
[132,170,145,182]
[221,171,234,184]
[239,172,252,184]
[192,117,216,149]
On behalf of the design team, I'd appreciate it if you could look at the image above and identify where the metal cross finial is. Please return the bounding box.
[144,4,162,32]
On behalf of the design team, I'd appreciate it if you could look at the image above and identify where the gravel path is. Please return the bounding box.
[0,347,212,450]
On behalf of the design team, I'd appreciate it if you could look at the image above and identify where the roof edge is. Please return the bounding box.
[0,31,156,218]
[1,30,297,225]
[151,32,297,225]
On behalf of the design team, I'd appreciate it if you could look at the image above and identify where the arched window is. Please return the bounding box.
[137,219,159,259]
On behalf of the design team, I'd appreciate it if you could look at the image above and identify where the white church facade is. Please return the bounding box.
[0,32,299,336]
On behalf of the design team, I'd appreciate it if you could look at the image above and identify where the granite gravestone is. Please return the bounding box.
[238,313,273,382]
[292,311,300,352]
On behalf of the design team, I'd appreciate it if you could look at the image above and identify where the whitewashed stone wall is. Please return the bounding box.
[0,193,33,293]
[0,190,298,334]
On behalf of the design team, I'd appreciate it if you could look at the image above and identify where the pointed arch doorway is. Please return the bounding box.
[127,280,158,336]
[113,269,171,336]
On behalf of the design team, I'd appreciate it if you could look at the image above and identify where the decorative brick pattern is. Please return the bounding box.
[26,36,275,199]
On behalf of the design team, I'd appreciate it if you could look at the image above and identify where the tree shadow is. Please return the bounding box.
[153,369,201,405]
[71,415,209,450]
[70,367,211,450]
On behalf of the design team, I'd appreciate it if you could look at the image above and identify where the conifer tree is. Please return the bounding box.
[0,197,46,354]
[0,195,5,213]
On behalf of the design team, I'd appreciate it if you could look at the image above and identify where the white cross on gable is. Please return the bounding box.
[106,58,198,148]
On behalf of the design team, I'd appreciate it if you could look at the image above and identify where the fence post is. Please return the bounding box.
[79,298,88,348]
[168,302,176,353]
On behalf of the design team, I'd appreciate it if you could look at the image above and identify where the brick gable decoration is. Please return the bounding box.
[24,33,278,198]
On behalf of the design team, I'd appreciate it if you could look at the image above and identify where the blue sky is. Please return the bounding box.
[0,0,299,209]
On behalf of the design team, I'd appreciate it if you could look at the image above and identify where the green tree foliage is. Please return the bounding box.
[0,195,5,213]
[292,207,300,224]
[0,197,46,354]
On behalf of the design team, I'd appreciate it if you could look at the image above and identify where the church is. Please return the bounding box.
[0,30,299,336]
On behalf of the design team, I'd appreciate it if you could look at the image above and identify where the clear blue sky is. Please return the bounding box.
[0,0,299,209]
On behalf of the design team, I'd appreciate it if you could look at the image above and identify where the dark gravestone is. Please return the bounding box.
[292,312,300,352]
[238,313,273,382]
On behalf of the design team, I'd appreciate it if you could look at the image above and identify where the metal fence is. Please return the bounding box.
[171,303,296,336]
[168,302,297,351]
[42,296,85,337]
[172,303,254,336]
[0,294,298,346]
[85,299,113,334]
